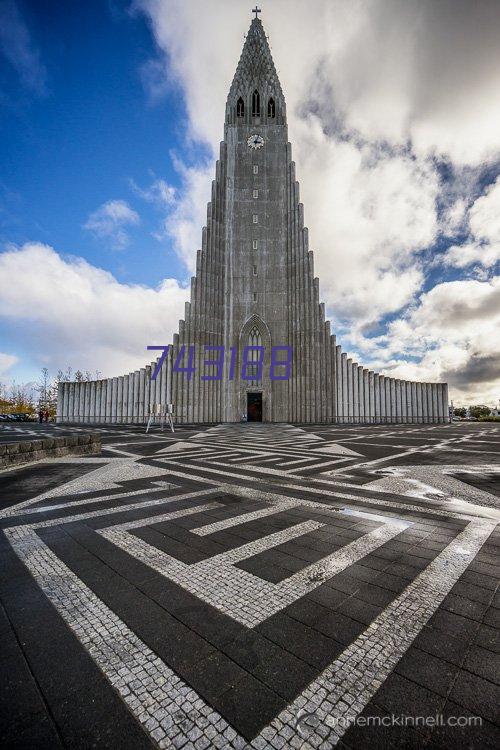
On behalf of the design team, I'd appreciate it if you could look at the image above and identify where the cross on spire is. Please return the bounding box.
[252,6,261,19]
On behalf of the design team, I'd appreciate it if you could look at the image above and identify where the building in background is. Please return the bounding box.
[58,14,448,425]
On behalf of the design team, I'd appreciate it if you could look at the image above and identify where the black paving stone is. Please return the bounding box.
[312,610,365,644]
[449,669,500,725]
[373,672,447,718]
[425,698,500,750]
[257,612,344,669]
[395,647,461,697]
[221,630,316,700]
[428,609,481,642]
[474,623,500,654]
[463,645,500,684]
[215,674,287,740]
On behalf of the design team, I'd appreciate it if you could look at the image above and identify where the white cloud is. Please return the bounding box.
[444,176,500,269]
[362,276,500,404]
[156,154,213,272]
[129,0,500,402]
[0,243,188,376]
[0,351,18,377]
[130,176,176,208]
[83,199,140,249]
[0,0,47,95]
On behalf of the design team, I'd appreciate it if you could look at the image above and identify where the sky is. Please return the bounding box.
[0,0,499,406]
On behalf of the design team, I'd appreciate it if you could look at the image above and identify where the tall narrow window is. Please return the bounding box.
[248,326,262,379]
[252,240,258,249]
[253,265,257,275]
[236,97,245,117]
[268,97,275,118]
[252,89,260,117]
[253,214,258,224]
[253,189,259,199]
[253,165,259,174]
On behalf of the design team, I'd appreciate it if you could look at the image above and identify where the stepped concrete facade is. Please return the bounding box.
[58,16,448,425]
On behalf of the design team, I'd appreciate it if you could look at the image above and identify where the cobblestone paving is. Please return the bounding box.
[1,421,499,749]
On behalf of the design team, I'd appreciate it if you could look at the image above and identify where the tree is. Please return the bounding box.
[36,367,51,413]
[8,382,35,414]
[469,405,492,419]
[453,407,467,417]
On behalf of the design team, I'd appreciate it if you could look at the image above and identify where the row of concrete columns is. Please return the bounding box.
[56,357,172,424]
[334,346,448,423]
[57,357,449,424]
[285,149,335,423]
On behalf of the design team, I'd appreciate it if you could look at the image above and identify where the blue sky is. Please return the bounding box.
[1,0,499,405]
[1,0,189,288]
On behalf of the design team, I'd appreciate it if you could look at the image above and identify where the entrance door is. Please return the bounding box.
[247,392,263,422]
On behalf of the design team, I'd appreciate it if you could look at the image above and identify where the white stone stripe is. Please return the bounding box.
[282,517,497,747]
[102,501,222,532]
[6,516,494,749]
[101,507,406,627]
[212,520,323,564]
[0,483,179,519]
[13,488,220,530]
[154,462,489,523]
[191,499,301,536]
[6,527,232,749]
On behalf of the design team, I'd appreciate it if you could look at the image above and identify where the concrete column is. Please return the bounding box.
[445,383,450,423]
[385,375,392,424]
[395,380,401,423]
[104,378,111,423]
[379,375,386,424]
[144,366,152,420]
[122,375,129,423]
[346,358,352,423]
[357,365,364,423]
[99,380,106,423]
[138,368,146,423]
[364,368,370,424]
[110,377,117,423]
[335,346,342,424]
[95,381,101,422]
[390,379,396,423]
[401,381,408,423]
[78,382,85,424]
[432,383,439,424]
[373,374,379,423]
[117,376,123,423]
[89,381,96,422]
[133,371,140,422]
[410,382,417,423]
[421,383,428,423]
[352,363,359,424]
[56,383,63,422]
[341,353,348,423]
[367,371,374,423]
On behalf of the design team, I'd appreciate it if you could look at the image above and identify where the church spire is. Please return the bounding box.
[225,14,286,125]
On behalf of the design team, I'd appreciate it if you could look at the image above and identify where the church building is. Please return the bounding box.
[58,13,448,425]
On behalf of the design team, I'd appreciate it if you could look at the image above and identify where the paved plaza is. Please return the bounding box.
[1,421,499,749]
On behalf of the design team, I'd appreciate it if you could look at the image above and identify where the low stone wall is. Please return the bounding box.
[0,433,101,469]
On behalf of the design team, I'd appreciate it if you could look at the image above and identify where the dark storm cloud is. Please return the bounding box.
[443,353,500,387]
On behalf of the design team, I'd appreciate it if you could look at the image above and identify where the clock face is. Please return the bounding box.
[247,134,264,150]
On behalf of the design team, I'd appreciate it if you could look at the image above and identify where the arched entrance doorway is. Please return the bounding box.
[247,392,263,421]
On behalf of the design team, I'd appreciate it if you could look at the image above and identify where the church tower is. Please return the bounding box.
[58,12,449,425]
[171,13,336,423]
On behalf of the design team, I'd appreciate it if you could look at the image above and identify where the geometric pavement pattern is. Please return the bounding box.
[1,421,499,749]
